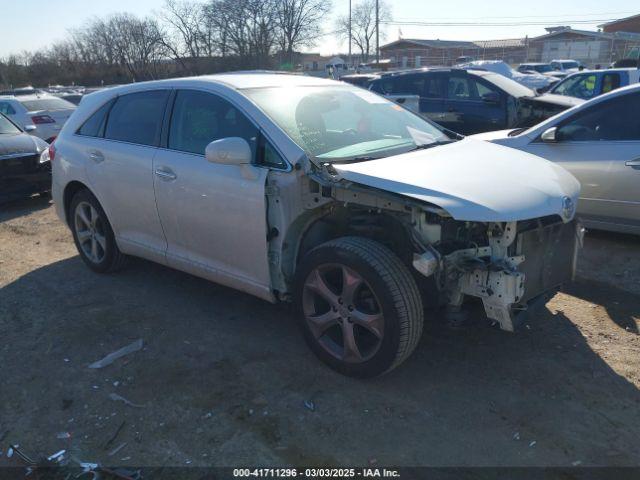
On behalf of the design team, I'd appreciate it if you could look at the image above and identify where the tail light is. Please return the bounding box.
[48,142,56,162]
[31,115,56,124]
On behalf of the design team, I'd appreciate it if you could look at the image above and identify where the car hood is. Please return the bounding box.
[528,93,585,108]
[333,138,580,222]
[0,132,43,158]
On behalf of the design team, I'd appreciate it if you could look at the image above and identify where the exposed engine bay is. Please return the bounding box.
[412,213,583,331]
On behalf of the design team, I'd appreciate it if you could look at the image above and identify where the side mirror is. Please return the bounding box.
[541,126,558,143]
[24,124,37,132]
[205,137,252,165]
[482,91,501,104]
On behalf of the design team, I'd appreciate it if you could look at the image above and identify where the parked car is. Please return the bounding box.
[369,67,536,134]
[340,74,380,88]
[515,93,585,128]
[550,59,584,73]
[518,63,567,79]
[544,68,640,101]
[0,112,51,203]
[0,94,76,143]
[459,60,559,92]
[472,84,640,235]
[52,74,581,377]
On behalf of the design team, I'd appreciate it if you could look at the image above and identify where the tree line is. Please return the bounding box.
[0,0,389,89]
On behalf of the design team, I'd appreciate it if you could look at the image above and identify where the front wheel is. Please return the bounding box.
[295,237,424,378]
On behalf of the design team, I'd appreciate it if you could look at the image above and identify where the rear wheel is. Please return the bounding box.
[295,237,424,378]
[70,190,127,273]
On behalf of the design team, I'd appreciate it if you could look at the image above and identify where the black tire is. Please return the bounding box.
[69,189,127,273]
[294,236,424,378]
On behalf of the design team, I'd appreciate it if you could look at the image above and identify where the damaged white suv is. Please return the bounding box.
[52,74,582,377]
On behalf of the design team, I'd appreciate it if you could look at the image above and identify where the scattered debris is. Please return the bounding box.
[56,432,72,439]
[79,461,99,472]
[46,449,66,463]
[513,432,520,440]
[304,400,316,411]
[104,420,126,449]
[109,393,145,408]
[529,441,537,447]
[89,339,143,369]
[109,442,128,457]
[6,447,13,458]
[572,460,582,466]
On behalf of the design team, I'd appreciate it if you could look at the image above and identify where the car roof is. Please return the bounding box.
[520,63,550,66]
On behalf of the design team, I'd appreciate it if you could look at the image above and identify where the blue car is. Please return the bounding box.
[546,68,640,101]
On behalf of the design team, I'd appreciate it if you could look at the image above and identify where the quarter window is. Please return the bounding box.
[77,99,114,137]
[168,90,258,156]
[557,93,640,142]
[0,102,16,115]
[104,90,170,146]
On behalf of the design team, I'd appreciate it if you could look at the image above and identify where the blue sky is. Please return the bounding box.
[1,0,637,57]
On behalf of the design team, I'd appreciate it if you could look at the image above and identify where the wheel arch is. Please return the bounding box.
[282,206,415,285]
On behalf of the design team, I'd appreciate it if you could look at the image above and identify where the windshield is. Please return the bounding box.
[550,73,598,99]
[534,64,553,73]
[244,85,451,162]
[20,97,76,112]
[562,61,579,70]
[0,113,21,134]
[481,72,535,97]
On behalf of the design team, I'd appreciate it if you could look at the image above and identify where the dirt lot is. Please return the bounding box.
[1,196,639,468]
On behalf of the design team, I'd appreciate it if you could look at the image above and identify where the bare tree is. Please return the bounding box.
[336,0,390,63]
[276,0,332,65]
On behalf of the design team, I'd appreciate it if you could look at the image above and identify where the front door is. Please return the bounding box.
[152,89,271,297]
[442,74,505,134]
[524,92,640,231]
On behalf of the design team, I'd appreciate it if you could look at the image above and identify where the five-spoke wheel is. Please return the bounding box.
[70,189,127,273]
[295,237,424,377]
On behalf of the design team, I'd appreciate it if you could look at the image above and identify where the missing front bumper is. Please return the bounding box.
[414,220,583,332]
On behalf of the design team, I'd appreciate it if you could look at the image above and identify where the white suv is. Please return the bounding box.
[52,74,582,377]
[0,94,76,143]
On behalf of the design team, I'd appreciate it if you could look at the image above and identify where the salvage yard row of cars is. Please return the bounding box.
[2,63,638,377]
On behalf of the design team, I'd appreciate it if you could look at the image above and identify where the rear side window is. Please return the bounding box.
[601,73,621,94]
[105,90,170,147]
[77,99,114,137]
[168,90,258,156]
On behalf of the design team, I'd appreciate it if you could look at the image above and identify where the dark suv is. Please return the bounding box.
[369,68,536,135]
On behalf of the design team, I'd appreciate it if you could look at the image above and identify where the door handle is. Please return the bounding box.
[88,150,104,163]
[154,167,177,181]
[625,158,640,167]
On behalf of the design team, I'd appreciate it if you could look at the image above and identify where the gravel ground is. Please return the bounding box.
[1,196,639,468]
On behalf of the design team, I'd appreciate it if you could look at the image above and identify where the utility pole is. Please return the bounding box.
[375,0,380,64]
[348,0,352,69]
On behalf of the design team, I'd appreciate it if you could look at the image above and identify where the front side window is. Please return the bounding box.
[0,113,21,134]
[104,90,170,147]
[0,102,16,115]
[168,90,258,156]
[551,74,598,99]
[448,76,475,100]
[556,92,639,142]
[244,85,451,162]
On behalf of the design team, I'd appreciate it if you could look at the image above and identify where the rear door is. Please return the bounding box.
[524,92,640,231]
[442,73,505,134]
[152,89,272,297]
[82,90,170,263]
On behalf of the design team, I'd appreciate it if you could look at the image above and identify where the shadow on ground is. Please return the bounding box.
[1,250,640,467]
